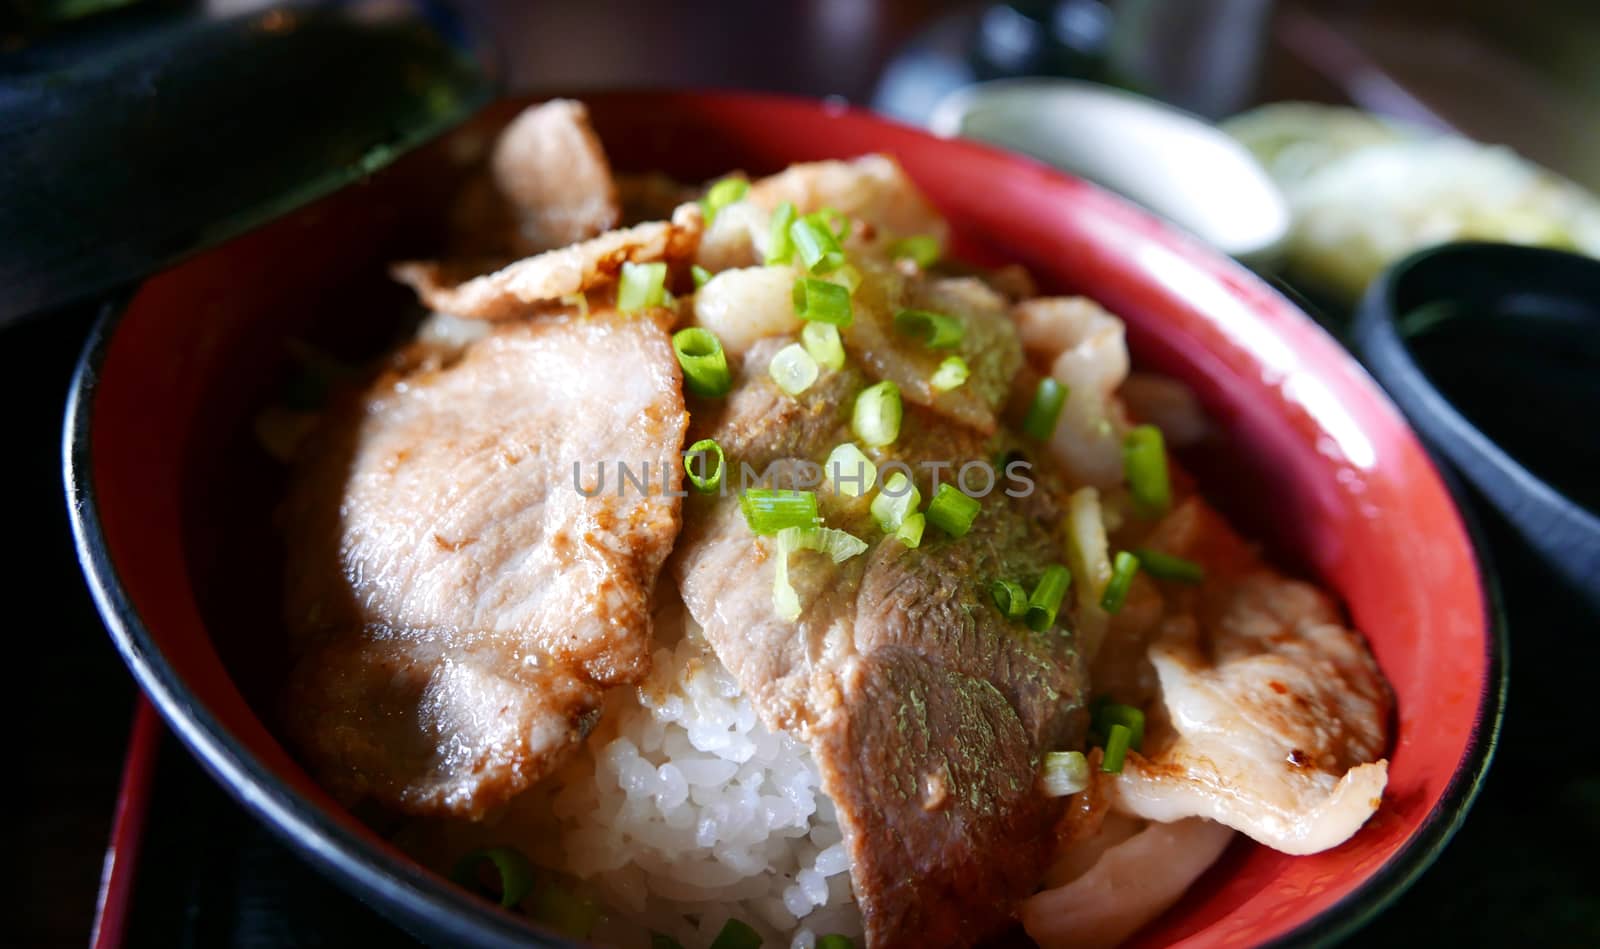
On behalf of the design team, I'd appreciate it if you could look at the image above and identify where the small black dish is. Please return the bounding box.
[1354,242,1600,615]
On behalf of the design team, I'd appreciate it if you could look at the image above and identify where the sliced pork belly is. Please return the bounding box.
[1107,501,1393,854]
[281,311,689,818]
[490,99,620,252]
[674,344,1089,947]
[393,204,702,322]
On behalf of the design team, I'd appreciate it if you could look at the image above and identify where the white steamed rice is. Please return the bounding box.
[533,620,862,948]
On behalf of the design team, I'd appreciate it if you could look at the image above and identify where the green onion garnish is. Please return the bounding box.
[812,207,851,242]
[816,937,855,949]
[1123,424,1172,517]
[710,918,763,949]
[792,277,854,326]
[791,215,846,274]
[684,438,725,494]
[672,327,732,398]
[766,202,797,265]
[1022,377,1068,440]
[1093,701,1146,751]
[870,471,921,532]
[896,511,926,548]
[701,176,748,225]
[1100,550,1139,613]
[651,933,686,949]
[1025,564,1072,632]
[769,343,819,396]
[930,355,969,392]
[782,525,869,563]
[450,847,535,908]
[926,483,980,537]
[991,579,1028,619]
[888,234,940,268]
[802,321,846,371]
[852,380,902,447]
[691,264,713,289]
[1041,750,1090,797]
[740,489,819,535]
[823,261,863,293]
[893,309,965,349]
[618,261,668,314]
[1101,723,1133,773]
[825,442,877,497]
[1135,548,1204,583]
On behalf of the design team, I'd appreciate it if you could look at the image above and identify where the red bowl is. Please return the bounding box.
[65,91,1504,948]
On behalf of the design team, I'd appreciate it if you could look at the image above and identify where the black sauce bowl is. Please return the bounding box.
[1353,242,1600,616]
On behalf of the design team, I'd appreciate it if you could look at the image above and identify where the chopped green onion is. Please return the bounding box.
[768,343,820,396]
[618,261,668,313]
[852,380,902,447]
[1101,723,1133,773]
[740,489,819,535]
[930,355,969,392]
[1093,701,1146,751]
[772,533,801,622]
[691,264,713,289]
[802,321,846,371]
[825,442,877,497]
[926,483,980,537]
[816,937,855,949]
[1041,750,1090,797]
[991,579,1028,619]
[710,918,763,949]
[897,511,925,548]
[771,525,870,622]
[1135,548,1204,583]
[765,202,797,265]
[792,277,854,326]
[1100,551,1139,613]
[450,847,535,908]
[812,207,851,242]
[1022,377,1068,440]
[672,327,732,398]
[683,438,725,494]
[1025,564,1072,632]
[701,176,748,224]
[1123,425,1172,517]
[893,309,965,349]
[823,262,863,294]
[791,215,846,274]
[888,234,940,268]
[870,471,921,532]
[781,525,869,563]
[560,291,589,317]
[651,933,686,949]
[531,883,601,938]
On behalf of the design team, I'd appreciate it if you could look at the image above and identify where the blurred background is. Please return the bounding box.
[9,1,1597,947]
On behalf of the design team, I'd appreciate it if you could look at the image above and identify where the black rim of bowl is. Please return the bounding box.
[1352,240,1600,612]
[66,276,1507,949]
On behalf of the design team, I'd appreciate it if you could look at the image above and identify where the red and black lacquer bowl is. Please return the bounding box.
[65,92,1505,948]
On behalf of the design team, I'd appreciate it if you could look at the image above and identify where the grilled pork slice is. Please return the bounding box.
[674,344,1089,948]
[491,99,620,253]
[281,311,688,818]
[393,204,702,322]
[1108,500,1393,854]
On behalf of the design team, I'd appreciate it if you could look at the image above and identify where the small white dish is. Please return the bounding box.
[930,78,1289,262]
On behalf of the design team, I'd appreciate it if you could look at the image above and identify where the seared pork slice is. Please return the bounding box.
[393,204,702,321]
[282,311,689,817]
[674,344,1088,947]
[844,266,1023,435]
[491,99,620,252]
[746,155,949,250]
[1013,297,1132,487]
[1107,501,1393,854]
